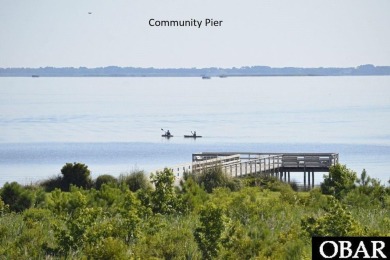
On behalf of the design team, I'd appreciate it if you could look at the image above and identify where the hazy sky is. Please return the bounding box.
[0,0,389,68]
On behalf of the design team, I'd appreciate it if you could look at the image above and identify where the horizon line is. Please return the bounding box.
[1,64,389,70]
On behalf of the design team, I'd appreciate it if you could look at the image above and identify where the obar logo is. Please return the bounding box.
[312,237,389,259]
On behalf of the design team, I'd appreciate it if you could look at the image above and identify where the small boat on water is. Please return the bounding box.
[184,131,202,138]
[161,128,173,138]
[202,76,211,79]
[184,135,202,138]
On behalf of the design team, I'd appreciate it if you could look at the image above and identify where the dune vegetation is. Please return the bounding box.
[0,163,389,259]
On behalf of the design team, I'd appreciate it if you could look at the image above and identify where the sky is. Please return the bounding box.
[0,0,389,68]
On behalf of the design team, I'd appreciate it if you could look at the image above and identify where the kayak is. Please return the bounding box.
[184,135,202,138]
[162,134,173,138]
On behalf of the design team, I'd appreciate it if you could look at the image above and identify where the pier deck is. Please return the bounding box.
[192,152,339,188]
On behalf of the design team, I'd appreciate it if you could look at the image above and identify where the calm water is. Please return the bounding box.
[0,76,389,186]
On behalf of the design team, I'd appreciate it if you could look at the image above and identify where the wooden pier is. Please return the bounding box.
[192,152,339,189]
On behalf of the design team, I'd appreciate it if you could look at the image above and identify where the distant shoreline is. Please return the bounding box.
[1,64,390,77]
[1,74,390,78]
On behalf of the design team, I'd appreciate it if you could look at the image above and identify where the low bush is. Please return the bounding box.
[118,170,151,192]
[39,175,63,192]
[0,164,388,259]
[194,165,242,193]
[94,174,117,190]
[60,162,92,191]
[0,182,34,212]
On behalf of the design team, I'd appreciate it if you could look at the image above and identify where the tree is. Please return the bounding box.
[60,162,92,191]
[150,168,179,214]
[357,168,371,187]
[180,176,208,213]
[194,203,225,259]
[345,169,387,208]
[320,164,357,199]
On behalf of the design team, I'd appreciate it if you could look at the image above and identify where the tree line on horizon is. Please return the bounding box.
[1,64,390,77]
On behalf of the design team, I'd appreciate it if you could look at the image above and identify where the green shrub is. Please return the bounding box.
[304,188,329,209]
[53,207,104,254]
[350,170,387,208]
[195,165,240,193]
[220,219,259,259]
[119,170,151,192]
[23,208,52,223]
[180,176,208,213]
[95,183,122,206]
[1,164,389,259]
[265,178,291,192]
[150,168,181,214]
[60,162,92,191]
[301,196,365,237]
[289,181,299,191]
[194,203,225,259]
[45,187,87,216]
[244,175,287,191]
[84,237,129,260]
[95,174,117,190]
[227,178,243,192]
[279,185,303,205]
[0,182,34,212]
[0,196,9,215]
[321,164,357,199]
[39,175,62,192]
[132,215,200,259]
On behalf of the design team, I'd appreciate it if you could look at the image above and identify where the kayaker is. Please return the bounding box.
[167,130,171,136]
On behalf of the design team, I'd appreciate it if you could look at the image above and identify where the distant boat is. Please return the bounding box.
[184,135,202,138]
[161,128,173,138]
[162,134,173,138]
[219,75,227,78]
[32,75,39,78]
[184,131,202,138]
[202,76,211,79]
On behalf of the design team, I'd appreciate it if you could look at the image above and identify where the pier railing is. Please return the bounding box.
[192,152,339,187]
